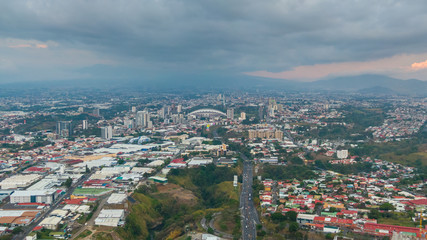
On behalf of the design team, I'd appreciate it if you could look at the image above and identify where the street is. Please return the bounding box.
[240,153,260,240]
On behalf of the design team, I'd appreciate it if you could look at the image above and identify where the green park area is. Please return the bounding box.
[73,188,112,196]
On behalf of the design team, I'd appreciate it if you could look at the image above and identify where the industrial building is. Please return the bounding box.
[94,209,124,227]
[0,174,42,189]
[10,190,57,204]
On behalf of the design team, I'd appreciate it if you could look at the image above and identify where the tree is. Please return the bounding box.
[325,233,335,239]
[290,156,304,165]
[288,222,299,232]
[64,177,73,188]
[285,211,298,222]
[11,227,22,234]
[271,212,287,222]
[379,203,395,211]
[207,227,214,234]
[117,159,125,165]
[368,209,380,219]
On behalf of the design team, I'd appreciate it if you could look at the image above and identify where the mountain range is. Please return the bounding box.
[0,72,426,96]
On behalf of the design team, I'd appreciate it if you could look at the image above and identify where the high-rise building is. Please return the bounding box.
[123,119,133,129]
[78,107,84,113]
[131,106,136,113]
[227,108,234,119]
[101,126,113,140]
[56,121,73,137]
[136,111,149,128]
[143,112,150,127]
[82,120,88,130]
[177,105,182,113]
[158,108,165,119]
[93,108,100,117]
[136,111,144,127]
[240,112,246,120]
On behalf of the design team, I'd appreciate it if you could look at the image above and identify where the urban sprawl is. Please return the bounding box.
[0,91,426,240]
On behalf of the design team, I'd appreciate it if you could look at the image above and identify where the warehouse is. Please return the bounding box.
[94,209,124,227]
[107,193,127,204]
[0,174,42,189]
[10,190,57,204]
[39,216,62,230]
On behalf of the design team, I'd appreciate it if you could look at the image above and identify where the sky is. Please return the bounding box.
[1,0,427,84]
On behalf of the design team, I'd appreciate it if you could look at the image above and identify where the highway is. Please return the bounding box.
[240,153,260,240]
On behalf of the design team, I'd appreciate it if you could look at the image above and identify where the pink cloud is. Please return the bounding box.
[411,60,427,70]
[8,44,32,48]
[8,44,48,49]
[244,54,427,81]
[36,44,48,49]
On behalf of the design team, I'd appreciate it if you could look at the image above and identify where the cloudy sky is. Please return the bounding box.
[1,0,427,84]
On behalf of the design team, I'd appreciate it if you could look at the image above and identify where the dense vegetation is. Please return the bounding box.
[116,192,162,240]
[169,164,238,208]
[261,165,317,180]
[314,160,374,175]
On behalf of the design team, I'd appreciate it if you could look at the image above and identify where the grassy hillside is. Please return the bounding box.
[116,193,162,240]
[117,165,241,240]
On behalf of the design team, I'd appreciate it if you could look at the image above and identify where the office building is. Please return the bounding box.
[227,108,234,119]
[240,112,246,120]
[136,111,149,128]
[123,119,133,129]
[101,126,113,140]
[93,108,100,116]
[82,120,88,130]
[56,121,73,137]
[248,129,283,140]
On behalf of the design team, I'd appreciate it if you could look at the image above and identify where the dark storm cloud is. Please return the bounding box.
[1,0,427,82]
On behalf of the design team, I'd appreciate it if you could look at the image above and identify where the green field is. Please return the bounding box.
[73,188,112,196]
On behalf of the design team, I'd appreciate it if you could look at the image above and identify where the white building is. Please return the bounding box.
[0,174,42,189]
[39,216,62,230]
[82,120,88,130]
[95,209,124,227]
[337,150,348,159]
[107,193,127,204]
[187,157,213,167]
[227,108,234,119]
[10,190,57,204]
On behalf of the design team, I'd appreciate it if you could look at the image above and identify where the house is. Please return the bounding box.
[297,214,316,224]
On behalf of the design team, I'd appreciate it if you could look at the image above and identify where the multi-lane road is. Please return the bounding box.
[240,153,260,240]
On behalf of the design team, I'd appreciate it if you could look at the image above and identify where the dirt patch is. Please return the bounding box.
[155,183,198,206]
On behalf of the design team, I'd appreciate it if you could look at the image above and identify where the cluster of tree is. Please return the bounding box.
[202,140,222,145]
[342,106,386,131]
[1,139,51,152]
[315,160,373,175]
[270,211,297,223]
[350,140,419,159]
[261,165,317,181]
[227,142,251,159]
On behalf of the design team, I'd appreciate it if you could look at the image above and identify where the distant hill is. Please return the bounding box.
[0,72,426,96]
[308,74,427,95]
